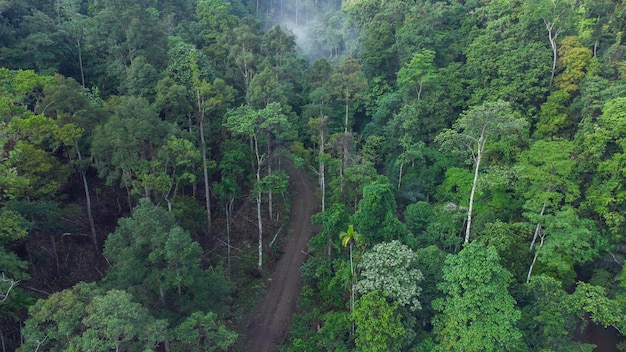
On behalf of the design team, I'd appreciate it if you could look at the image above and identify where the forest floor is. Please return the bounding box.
[241,162,318,352]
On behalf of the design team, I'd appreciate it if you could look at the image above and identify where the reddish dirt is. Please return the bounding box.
[242,164,318,352]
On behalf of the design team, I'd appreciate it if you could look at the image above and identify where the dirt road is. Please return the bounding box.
[242,164,318,352]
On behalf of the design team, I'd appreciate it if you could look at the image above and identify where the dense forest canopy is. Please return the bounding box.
[2,0,626,350]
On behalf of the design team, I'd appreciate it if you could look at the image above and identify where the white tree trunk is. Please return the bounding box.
[267,142,273,221]
[75,140,97,248]
[254,136,264,272]
[545,19,559,86]
[466,134,485,243]
[199,109,212,236]
[320,126,326,212]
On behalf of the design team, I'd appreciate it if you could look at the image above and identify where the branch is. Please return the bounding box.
[0,273,18,303]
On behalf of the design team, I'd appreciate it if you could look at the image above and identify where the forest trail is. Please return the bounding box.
[242,162,318,352]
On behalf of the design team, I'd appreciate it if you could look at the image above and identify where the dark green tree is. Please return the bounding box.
[433,242,525,351]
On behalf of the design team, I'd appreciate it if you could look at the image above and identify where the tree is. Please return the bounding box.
[396,50,436,101]
[142,136,201,212]
[339,224,361,334]
[582,97,626,241]
[309,115,330,211]
[432,242,524,352]
[356,240,423,312]
[435,100,527,243]
[412,245,447,329]
[352,176,408,245]
[330,57,367,194]
[524,0,577,85]
[354,291,404,352]
[42,74,104,247]
[311,203,350,258]
[223,102,293,272]
[528,207,605,286]
[74,289,167,352]
[191,53,235,236]
[19,283,167,352]
[522,275,596,351]
[522,274,624,351]
[171,311,238,352]
[19,282,99,351]
[91,96,174,208]
[103,199,206,311]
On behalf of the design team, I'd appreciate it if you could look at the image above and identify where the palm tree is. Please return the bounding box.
[340,224,360,335]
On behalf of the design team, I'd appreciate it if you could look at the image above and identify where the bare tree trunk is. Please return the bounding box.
[466,133,484,243]
[529,203,546,251]
[341,98,350,198]
[417,79,423,101]
[545,19,559,86]
[527,231,545,283]
[51,235,60,275]
[254,136,264,272]
[77,38,86,88]
[75,140,97,248]
[198,111,212,236]
[398,161,404,190]
[349,243,355,335]
[267,141,273,222]
[226,198,233,274]
[320,128,326,212]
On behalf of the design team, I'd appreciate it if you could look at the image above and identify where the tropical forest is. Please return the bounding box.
[1,0,626,351]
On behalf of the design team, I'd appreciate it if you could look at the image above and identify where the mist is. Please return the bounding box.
[261,0,356,63]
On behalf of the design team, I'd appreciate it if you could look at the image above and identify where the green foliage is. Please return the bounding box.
[91,96,175,195]
[436,167,472,206]
[583,97,626,240]
[171,311,237,352]
[433,243,525,351]
[436,101,528,162]
[352,176,407,244]
[519,138,579,213]
[19,282,99,352]
[412,246,447,329]
[404,201,434,236]
[21,284,168,351]
[75,289,167,351]
[522,275,595,352]
[396,50,436,101]
[311,204,350,256]
[316,310,352,351]
[535,208,605,286]
[103,199,227,317]
[354,290,404,352]
[555,36,595,94]
[4,2,626,351]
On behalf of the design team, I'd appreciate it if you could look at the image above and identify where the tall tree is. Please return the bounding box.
[91,96,174,208]
[435,100,527,242]
[103,199,210,313]
[191,54,235,236]
[433,242,524,351]
[330,56,367,195]
[396,50,436,102]
[354,290,404,352]
[340,224,361,335]
[18,283,167,352]
[223,102,293,272]
[524,0,577,85]
[352,176,408,245]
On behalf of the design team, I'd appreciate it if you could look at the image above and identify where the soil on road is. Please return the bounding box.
[242,163,318,352]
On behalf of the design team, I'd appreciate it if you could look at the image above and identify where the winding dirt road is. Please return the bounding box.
[242,164,318,352]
